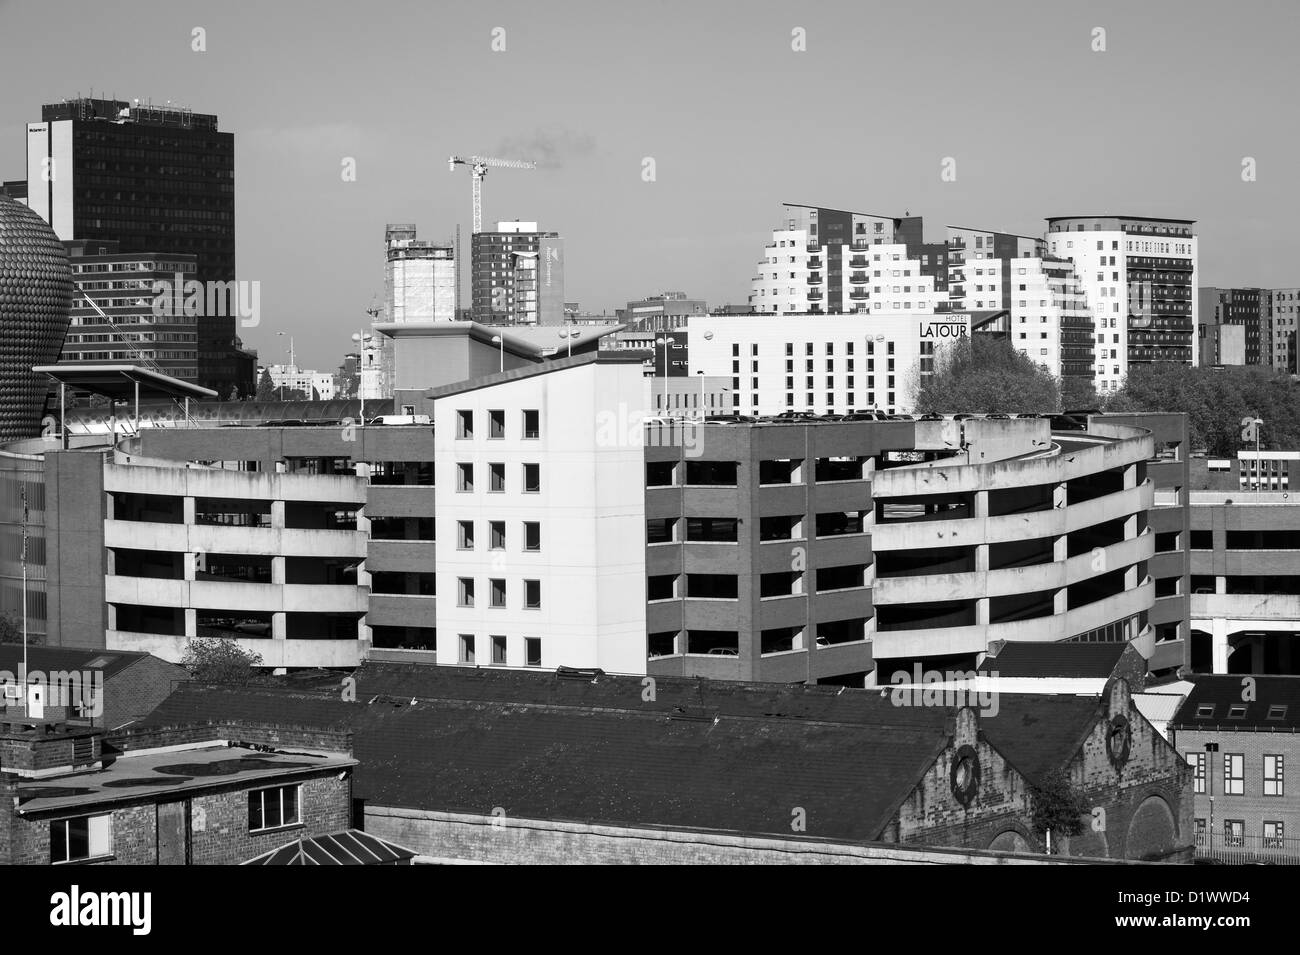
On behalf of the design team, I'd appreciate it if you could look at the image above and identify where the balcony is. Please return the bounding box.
[849,257,869,269]
[808,274,823,285]
[849,272,868,284]
[807,257,823,270]
[849,290,868,301]
[808,290,824,300]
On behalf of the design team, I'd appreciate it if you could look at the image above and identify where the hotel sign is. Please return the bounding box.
[918,321,968,339]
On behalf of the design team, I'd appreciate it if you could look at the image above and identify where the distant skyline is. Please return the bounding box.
[2,0,1298,370]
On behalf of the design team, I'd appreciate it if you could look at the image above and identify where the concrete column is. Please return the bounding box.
[1125,565,1138,589]
[183,496,196,524]
[271,556,285,586]
[1053,587,1068,614]
[976,597,989,626]
[1124,463,1138,490]
[271,500,286,529]
[975,544,989,573]
[183,552,196,582]
[272,612,287,640]
[1216,575,1226,596]
[974,489,989,518]
[184,608,197,638]
[1211,618,1230,674]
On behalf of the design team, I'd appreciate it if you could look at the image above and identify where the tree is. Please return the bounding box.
[1107,364,1300,457]
[914,335,1059,415]
[1059,376,1100,412]
[255,368,276,402]
[0,611,39,646]
[180,638,264,684]
[227,385,242,401]
[1029,769,1090,853]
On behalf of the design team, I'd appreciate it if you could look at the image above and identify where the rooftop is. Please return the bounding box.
[137,665,1114,841]
[1171,675,1300,731]
[14,742,356,815]
[980,641,1129,679]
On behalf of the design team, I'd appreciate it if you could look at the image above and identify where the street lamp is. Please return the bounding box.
[491,334,504,372]
[655,336,674,416]
[351,331,373,426]
[697,330,714,418]
[558,327,577,358]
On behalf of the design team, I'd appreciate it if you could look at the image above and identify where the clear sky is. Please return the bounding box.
[2,0,1297,370]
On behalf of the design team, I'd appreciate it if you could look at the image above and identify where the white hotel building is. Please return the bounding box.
[686,313,969,417]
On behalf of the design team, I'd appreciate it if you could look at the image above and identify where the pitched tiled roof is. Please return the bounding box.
[0,644,174,680]
[1170,675,1300,730]
[139,665,1113,841]
[980,641,1127,679]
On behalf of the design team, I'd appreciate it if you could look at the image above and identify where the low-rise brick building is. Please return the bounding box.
[1170,674,1300,862]
[0,716,356,865]
[139,662,1194,863]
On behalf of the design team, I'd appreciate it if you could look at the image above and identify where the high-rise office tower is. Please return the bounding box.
[1269,288,1300,373]
[749,204,944,315]
[25,97,249,396]
[471,221,564,325]
[1044,216,1198,395]
[1198,287,1268,367]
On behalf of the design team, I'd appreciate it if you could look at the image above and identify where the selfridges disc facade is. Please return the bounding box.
[0,196,72,441]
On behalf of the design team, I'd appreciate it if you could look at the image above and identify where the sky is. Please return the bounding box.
[2,0,1298,371]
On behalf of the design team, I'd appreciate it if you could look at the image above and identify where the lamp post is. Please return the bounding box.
[655,336,674,416]
[351,331,373,426]
[491,334,504,372]
[559,327,576,358]
[697,330,714,418]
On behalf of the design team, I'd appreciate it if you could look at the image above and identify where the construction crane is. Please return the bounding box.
[447,155,537,234]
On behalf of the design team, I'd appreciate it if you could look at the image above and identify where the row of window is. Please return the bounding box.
[1198,819,1287,847]
[1187,752,1284,796]
[50,784,300,863]
[457,576,542,609]
[456,462,541,493]
[458,633,543,666]
[457,520,541,551]
[455,408,541,440]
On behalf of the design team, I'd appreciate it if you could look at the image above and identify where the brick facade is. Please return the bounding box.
[1174,727,1299,842]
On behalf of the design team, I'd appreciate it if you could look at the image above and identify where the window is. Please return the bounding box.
[489,462,505,492]
[523,409,540,439]
[456,462,474,492]
[1225,753,1245,795]
[490,520,506,550]
[248,785,300,833]
[490,578,506,608]
[525,637,542,667]
[50,814,112,863]
[458,577,475,607]
[1264,821,1285,848]
[524,463,541,493]
[523,522,541,551]
[1224,819,1245,847]
[456,409,474,439]
[457,520,475,550]
[1188,752,1206,794]
[490,634,507,665]
[524,579,541,609]
[489,409,505,439]
[1264,754,1284,796]
[459,633,475,664]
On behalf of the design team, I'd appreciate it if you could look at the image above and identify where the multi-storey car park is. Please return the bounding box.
[0,341,1202,685]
